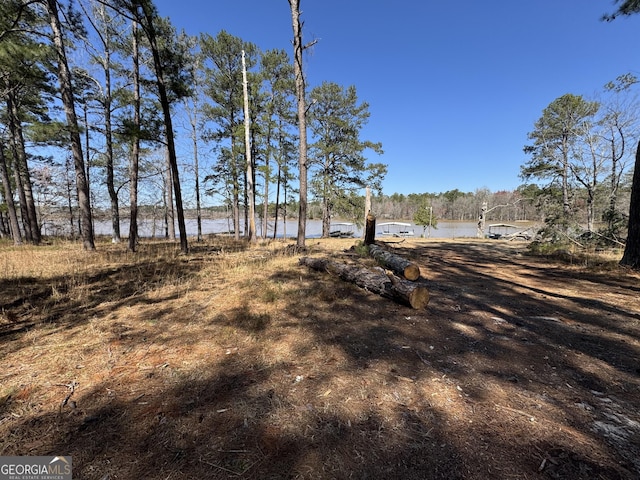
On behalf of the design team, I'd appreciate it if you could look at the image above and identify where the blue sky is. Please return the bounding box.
[154,0,639,196]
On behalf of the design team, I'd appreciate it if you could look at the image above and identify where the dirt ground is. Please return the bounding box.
[1,238,639,479]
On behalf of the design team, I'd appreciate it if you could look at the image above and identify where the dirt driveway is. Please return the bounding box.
[370,239,640,479]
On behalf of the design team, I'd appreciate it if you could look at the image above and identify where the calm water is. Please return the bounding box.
[91,218,481,239]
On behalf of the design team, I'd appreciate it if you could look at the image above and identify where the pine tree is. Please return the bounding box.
[307,82,385,237]
[200,30,256,241]
[522,94,598,235]
[44,0,95,250]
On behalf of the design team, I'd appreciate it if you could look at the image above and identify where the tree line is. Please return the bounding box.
[2,0,640,267]
[0,0,384,252]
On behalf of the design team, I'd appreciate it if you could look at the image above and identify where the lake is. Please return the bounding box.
[91,218,481,239]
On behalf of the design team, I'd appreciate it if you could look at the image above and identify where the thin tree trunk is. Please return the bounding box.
[0,142,22,244]
[6,91,39,243]
[610,136,619,217]
[12,162,30,241]
[250,100,259,238]
[283,184,288,240]
[561,135,571,226]
[242,163,248,238]
[129,19,140,252]
[194,130,202,243]
[272,120,286,240]
[242,50,256,242]
[140,1,187,253]
[187,98,203,242]
[165,145,175,240]
[232,141,240,241]
[262,126,271,240]
[104,45,120,243]
[83,101,93,233]
[78,0,120,242]
[65,155,76,238]
[321,168,331,238]
[0,212,8,238]
[47,0,94,250]
[273,161,281,240]
[322,195,331,238]
[289,0,309,248]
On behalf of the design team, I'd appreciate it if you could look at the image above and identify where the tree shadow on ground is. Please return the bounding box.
[7,344,467,479]
[1,239,638,479]
[0,240,248,354]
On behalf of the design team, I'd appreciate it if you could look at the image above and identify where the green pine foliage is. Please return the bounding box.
[413,203,438,238]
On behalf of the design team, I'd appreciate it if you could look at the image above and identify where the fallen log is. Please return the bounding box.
[299,257,429,309]
[368,244,421,281]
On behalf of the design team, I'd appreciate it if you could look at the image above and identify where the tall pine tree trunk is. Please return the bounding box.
[289,0,309,248]
[609,136,619,218]
[104,46,120,243]
[129,19,140,251]
[47,0,94,250]
[620,140,640,268]
[321,158,332,238]
[86,1,120,243]
[194,133,203,243]
[12,161,30,240]
[231,140,240,241]
[65,155,76,238]
[262,107,274,240]
[273,121,286,240]
[0,142,22,245]
[138,0,187,253]
[273,164,281,240]
[262,142,270,240]
[6,92,39,243]
[187,98,203,242]
[83,101,93,232]
[561,135,571,228]
[165,145,175,240]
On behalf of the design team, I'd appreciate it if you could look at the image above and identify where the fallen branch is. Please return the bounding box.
[495,404,536,422]
[589,230,626,247]
[299,257,429,309]
[368,243,421,281]
[57,381,79,413]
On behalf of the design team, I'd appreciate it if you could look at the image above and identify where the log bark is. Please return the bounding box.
[299,257,429,309]
[368,244,421,281]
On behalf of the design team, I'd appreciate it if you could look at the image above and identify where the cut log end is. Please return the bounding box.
[403,264,421,282]
[368,243,422,281]
[408,287,430,309]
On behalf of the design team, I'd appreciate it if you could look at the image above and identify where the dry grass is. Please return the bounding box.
[1,236,639,479]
